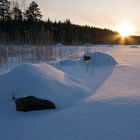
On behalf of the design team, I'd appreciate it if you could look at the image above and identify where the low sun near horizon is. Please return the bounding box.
[36,0,140,36]
[115,23,134,37]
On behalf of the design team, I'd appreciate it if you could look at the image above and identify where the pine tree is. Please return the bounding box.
[0,0,10,21]
[11,6,22,21]
[24,1,42,21]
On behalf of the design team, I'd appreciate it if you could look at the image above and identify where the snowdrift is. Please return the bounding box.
[58,60,78,66]
[53,60,79,68]
[0,63,88,112]
[82,52,117,65]
[1,45,140,140]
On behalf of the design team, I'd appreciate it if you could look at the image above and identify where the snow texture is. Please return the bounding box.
[0,45,140,140]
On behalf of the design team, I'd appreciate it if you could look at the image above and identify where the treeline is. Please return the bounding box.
[0,0,140,45]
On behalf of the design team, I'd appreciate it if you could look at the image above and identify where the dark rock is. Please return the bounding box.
[131,46,138,48]
[15,96,56,112]
[83,55,91,61]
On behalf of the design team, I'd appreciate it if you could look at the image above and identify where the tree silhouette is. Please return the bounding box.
[24,1,42,21]
[0,0,140,45]
[0,0,10,21]
[11,6,22,21]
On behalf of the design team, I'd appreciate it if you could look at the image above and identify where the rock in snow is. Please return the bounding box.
[15,96,56,112]
[0,63,88,111]
[1,45,140,140]
[130,46,138,48]
[82,52,117,65]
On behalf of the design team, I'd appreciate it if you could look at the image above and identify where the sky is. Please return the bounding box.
[26,0,140,35]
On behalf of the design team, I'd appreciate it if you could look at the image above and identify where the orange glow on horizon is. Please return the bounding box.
[116,23,134,37]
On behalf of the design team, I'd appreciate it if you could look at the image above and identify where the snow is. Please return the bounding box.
[0,63,88,113]
[0,45,140,140]
[53,60,79,68]
[82,51,117,65]
[130,45,138,48]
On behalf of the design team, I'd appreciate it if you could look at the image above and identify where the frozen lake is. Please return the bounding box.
[0,44,127,73]
[0,44,140,140]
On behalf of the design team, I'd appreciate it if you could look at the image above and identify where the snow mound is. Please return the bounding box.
[56,43,63,47]
[0,63,88,111]
[130,46,138,48]
[57,60,78,66]
[82,52,117,65]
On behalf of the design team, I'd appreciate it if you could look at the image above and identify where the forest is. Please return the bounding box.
[0,0,140,45]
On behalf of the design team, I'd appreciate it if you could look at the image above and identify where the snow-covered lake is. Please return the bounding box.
[0,44,140,140]
[0,44,115,73]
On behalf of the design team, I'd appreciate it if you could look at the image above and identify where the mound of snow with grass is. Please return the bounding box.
[82,52,117,65]
[0,63,88,112]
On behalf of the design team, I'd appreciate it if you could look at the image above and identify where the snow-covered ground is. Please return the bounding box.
[0,45,140,140]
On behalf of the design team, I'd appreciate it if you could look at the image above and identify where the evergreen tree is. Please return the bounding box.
[11,6,22,21]
[0,0,10,21]
[24,1,42,21]
[64,19,72,44]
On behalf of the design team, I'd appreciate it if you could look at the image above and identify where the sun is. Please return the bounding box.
[117,23,134,37]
